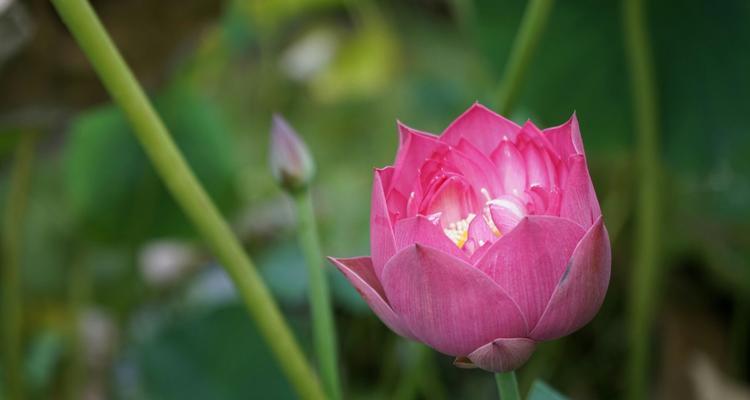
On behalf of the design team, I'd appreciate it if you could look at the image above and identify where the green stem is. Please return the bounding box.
[495,371,521,400]
[2,133,36,400]
[622,0,660,399]
[293,190,342,400]
[495,0,555,115]
[49,1,325,398]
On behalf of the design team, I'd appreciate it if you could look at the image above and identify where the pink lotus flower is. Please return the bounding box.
[329,103,611,372]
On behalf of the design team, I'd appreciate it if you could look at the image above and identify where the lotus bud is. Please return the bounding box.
[269,114,315,193]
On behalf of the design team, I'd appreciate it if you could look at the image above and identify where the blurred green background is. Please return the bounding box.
[0,0,749,399]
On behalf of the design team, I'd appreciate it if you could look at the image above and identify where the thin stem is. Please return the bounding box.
[293,190,342,400]
[49,1,325,398]
[495,371,521,400]
[622,0,661,399]
[2,133,36,400]
[495,0,556,115]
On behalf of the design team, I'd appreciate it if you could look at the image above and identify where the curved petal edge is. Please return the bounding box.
[440,102,521,152]
[394,215,467,260]
[543,112,584,158]
[371,169,397,280]
[476,215,585,327]
[328,256,416,340]
[529,216,611,341]
[559,155,601,230]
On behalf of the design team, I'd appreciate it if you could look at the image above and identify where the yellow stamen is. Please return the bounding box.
[443,213,475,249]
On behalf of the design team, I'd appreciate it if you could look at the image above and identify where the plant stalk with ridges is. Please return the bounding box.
[495,371,521,400]
[294,190,342,400]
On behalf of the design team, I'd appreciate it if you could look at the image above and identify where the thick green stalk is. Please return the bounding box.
[2,133,36,400]
[622,0,660,399]
[293,190,342,400]
[495,371,521,400]
[495,0,555,115]
[49,1,325,398]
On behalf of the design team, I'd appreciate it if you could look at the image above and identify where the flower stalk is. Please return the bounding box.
[49,0,325,398]
[495,0,555,115]
[622,0,661,398]
[293,190,343,400]
[2,132,36,400]
[269,114,341,399]
[495,371,521,400]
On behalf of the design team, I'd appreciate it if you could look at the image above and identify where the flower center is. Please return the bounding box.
[443,213,475,249]
[441,187,530,251]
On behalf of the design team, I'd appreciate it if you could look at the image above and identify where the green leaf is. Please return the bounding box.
[63,85,237,242]
[527,380,568,400]
[135,304,297,400]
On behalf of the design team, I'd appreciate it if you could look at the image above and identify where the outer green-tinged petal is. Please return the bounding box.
[464,338,536,372]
